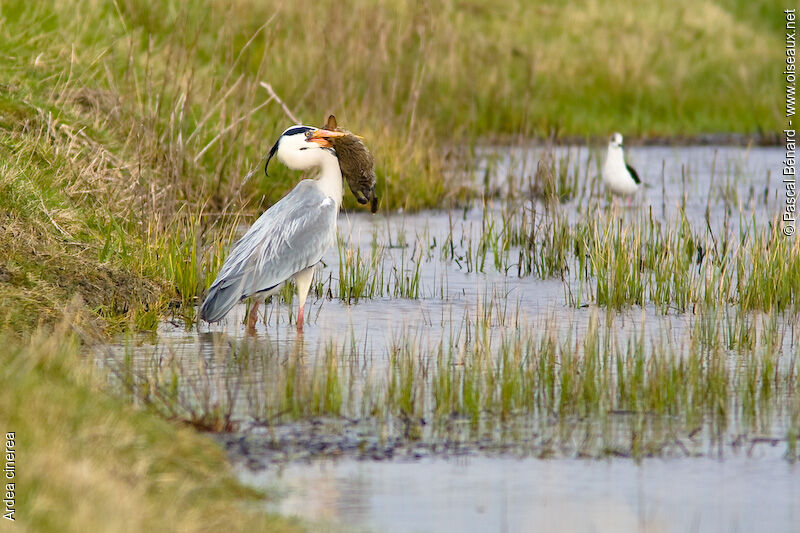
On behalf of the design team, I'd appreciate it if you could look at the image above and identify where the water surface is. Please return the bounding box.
[243,453,799,533]
[98,144,798,533]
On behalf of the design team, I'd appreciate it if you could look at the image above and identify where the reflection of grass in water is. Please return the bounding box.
[368,152,800,314]
[329,193,798,317]
[111,303,800,461]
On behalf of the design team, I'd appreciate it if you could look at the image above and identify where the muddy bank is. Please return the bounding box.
[213,414,794,472]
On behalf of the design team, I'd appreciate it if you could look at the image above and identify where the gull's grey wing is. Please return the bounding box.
[199,180,337,322]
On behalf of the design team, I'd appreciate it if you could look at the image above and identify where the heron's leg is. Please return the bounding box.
[246,301,259,334]
[294,265,315,331]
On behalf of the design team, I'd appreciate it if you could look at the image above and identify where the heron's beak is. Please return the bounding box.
[306,128,347,147]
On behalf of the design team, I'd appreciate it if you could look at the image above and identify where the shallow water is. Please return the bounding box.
[187,144,786,358]
[477,144,779,228]
[244,452,800,533]
[97,144,798,532]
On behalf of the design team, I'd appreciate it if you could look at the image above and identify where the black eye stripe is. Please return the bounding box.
[283,126,314,137]
[266,126,317,176]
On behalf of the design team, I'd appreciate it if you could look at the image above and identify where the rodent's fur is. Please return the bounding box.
[320,115,378,213]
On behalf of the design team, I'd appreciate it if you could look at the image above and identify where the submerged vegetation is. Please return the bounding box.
[105,144,800,465]
[108,301,800,462]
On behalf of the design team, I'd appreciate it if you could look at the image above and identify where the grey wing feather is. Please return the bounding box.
[200,180,337,322]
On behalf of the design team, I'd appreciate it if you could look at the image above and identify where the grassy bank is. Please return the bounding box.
[0,321,299,532]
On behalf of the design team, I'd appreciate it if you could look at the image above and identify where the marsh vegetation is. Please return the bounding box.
[0,0,788,531]
[100,145,799,467]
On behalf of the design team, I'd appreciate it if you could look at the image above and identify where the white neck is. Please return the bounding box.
[315,154,343,207]
[607,145,624,162]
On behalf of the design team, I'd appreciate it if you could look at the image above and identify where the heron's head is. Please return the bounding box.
[608,132,624,150]
[265,125,345,175]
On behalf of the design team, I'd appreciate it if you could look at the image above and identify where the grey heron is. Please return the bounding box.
[199,124,347,332]
[602,133,641,196]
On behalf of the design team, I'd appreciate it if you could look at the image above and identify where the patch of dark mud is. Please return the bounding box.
[213,416,795,472]
[214,418,472,471]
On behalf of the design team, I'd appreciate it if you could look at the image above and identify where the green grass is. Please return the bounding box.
[0,127,165,332]
[0,0,783,214]
[423,186,800,313]
[0,0,786,324]
[0,0,790,527]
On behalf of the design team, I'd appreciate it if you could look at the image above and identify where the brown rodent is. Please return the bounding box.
[319,115,378,213]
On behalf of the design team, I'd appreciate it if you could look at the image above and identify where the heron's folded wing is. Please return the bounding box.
[200,180,337,322]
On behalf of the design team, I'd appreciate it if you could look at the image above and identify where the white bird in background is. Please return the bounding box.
[602,132,641,196]
[199,125,347,332]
